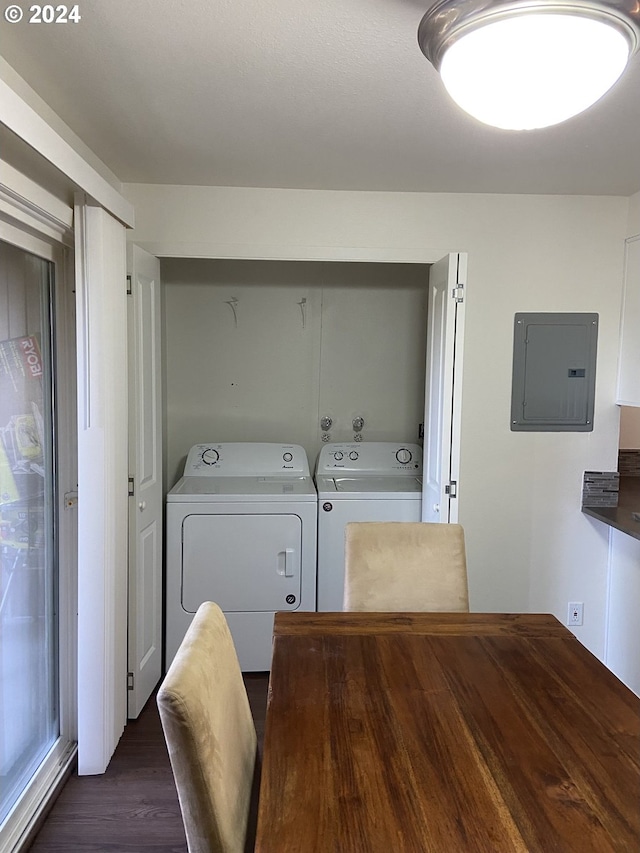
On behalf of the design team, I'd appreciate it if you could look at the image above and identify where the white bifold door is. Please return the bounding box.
[422,253,466,524]
[127,245,163,719]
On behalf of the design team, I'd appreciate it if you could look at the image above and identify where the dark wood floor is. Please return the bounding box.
[26,674,269,852]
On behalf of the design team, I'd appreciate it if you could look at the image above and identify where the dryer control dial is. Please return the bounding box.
[283,452,293,463]
[349,451,359,461]
[395,447,413,464]
[201,448,220,466]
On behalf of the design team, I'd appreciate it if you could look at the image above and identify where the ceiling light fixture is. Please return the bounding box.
[417,0,640,130]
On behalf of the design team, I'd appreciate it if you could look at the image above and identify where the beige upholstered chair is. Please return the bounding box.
[344,521,469,612]
[157,602,257,853]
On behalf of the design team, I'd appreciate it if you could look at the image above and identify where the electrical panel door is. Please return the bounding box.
[511,313,598,431]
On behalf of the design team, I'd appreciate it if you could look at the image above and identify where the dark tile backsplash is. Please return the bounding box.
[582,471,619,508]
[618,449,640,477]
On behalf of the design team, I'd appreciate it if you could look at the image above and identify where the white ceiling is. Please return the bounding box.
[2,0,640,195]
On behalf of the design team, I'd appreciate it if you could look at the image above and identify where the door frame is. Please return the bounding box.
[129,242,467,678]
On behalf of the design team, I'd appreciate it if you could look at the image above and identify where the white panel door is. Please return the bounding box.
[422,254,466,523]
[127,245,162,719]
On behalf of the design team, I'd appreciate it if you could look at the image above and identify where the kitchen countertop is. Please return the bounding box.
[582,476,640,541]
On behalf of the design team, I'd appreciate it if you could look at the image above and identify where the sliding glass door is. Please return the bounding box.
[0,229,76,848]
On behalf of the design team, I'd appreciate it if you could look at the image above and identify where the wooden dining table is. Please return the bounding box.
[255,612,640,852]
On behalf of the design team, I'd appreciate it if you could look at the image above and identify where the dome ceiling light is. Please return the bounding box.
[417,0,640,129]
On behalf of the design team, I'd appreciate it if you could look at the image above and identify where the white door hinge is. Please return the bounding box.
[445,480,457,498]
[451,286,464,303]
[128,476,135,497]
[127,672,134,691]
[126,275,132,295]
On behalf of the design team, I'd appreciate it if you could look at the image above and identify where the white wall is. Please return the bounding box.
[125,183,629,657]
[628,191,640,237]
[162,258,428,486]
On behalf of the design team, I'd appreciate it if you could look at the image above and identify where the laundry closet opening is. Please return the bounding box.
[161,258,430,487]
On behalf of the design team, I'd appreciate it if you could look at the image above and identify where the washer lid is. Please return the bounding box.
[334,476,422,493]
[315,474,422,497]
[167,475,317,501]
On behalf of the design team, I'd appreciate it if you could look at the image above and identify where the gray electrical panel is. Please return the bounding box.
[511,313,598,431]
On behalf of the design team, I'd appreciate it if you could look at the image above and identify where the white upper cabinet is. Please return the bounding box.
[617,235,640,406]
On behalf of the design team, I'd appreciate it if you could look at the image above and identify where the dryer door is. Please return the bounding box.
[181,513,302,612]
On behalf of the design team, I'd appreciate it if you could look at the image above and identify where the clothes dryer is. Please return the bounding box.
[166,443,317,670]
[315,442,422,611]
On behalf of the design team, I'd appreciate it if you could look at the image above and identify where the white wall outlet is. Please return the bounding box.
[567,601,584,626]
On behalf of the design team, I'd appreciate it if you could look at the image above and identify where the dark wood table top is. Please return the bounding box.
[255,612,640,853]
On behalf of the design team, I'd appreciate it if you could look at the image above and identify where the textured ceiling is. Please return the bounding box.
[1,0,640,195]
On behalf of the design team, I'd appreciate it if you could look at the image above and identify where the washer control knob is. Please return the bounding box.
[349,451,359,461]
[396,447,412,464]
[333,451,343,461]
[202,448,220,465]
[283,452,293,462]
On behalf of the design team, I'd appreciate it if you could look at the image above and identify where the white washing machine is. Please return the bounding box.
[315,442,423,611]
[165,443,317,671]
